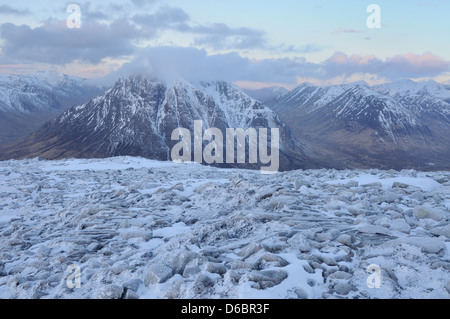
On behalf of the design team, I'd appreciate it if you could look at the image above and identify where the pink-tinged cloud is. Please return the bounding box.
[321,52,449,79]
[101,47,449,87]
[387,53,448,72]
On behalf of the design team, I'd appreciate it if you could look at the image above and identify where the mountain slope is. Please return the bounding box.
[0,71,103,144]
[0,75,317,170]
[270,81,450,170]
[242,86,288,104]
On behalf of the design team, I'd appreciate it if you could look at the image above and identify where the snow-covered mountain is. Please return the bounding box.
[373,79,450,103]
[0,72,89,114]
[271,81,429,142]
[243,86,288,103]
[0,71,103,144]
[0,74,314,170]
[373,80,450,124]
[270,80,450,170]
[2,74,448,170]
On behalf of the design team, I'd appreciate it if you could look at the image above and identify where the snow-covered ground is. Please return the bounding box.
[0,157,449,299]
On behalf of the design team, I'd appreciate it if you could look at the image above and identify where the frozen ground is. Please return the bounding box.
[0,157,449,299]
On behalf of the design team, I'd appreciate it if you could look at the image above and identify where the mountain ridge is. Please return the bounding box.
[0,71,104,144]
[0,74,317,171]
[268,80,450,170]
[1,74,448,170]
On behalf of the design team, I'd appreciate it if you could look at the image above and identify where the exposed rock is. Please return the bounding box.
[293,287,308,299]
[192,274,215,295]
[430,225,450,239]
[287,233,311,252]
[413,206,445,221]
[303,264,315,274]
[333,282,355,295]
[256,253,289,269]
[96,285,124,299]
[328,271,352,280]
[205,262,227,275]
[248,270,288,289]
[182,259,201,278]
[123,279,143,292]
[230,261,254,270]
[237,243,264,259]
[144,264,174,286]
[386,237,446,254]
[357,224,391,235]
[122,289,139,299]
[318,255,338,267]
[431,262,450,271]
[389,219,411,234]
[392,182,410,189]
[119,230,152,241]
[168,251,201,275]
[336,234,352,246]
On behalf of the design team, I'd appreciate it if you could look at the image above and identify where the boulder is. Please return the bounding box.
[144,263,173,286]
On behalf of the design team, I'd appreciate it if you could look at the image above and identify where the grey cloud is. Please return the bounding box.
[102,47,450,86]
[0,5,30,16]
[132,8,267,50]
[84,11,109,21]
[275,44,323,54]
[130,0,157,7]
[188,24,267,50]
[0,20,139,64]
[0,3,267,65]
[81,2,110,21]
[102,46,313,85]
[320,52,449,79]
[132,6,190,28]
[0,4,272,64]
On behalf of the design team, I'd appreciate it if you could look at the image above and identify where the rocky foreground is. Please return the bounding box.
[0,157,449,299]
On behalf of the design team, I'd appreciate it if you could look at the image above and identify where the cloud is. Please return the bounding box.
[386,53,449,76]
[190,24,266,50]
[0,5,30,16]
[99,46,315,85]
[0,2,447,85]
[99,47,450,87]
[274,44,323,54]
[333,28,362,34]
[0,20,139,64]
[130,0,158,7]
[132,6,190,29]
[0,4,271,66]
[132,7,267,50]
[320,52,449,79]
[81,2,110,22]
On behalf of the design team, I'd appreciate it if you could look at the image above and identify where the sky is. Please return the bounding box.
[0,0,449,88]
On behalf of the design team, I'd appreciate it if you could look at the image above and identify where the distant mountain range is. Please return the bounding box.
[243,86,288,103]
[0,72,103,144]
[267,80,450,170]
[0,72,448,170]
[0,74,315,171]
